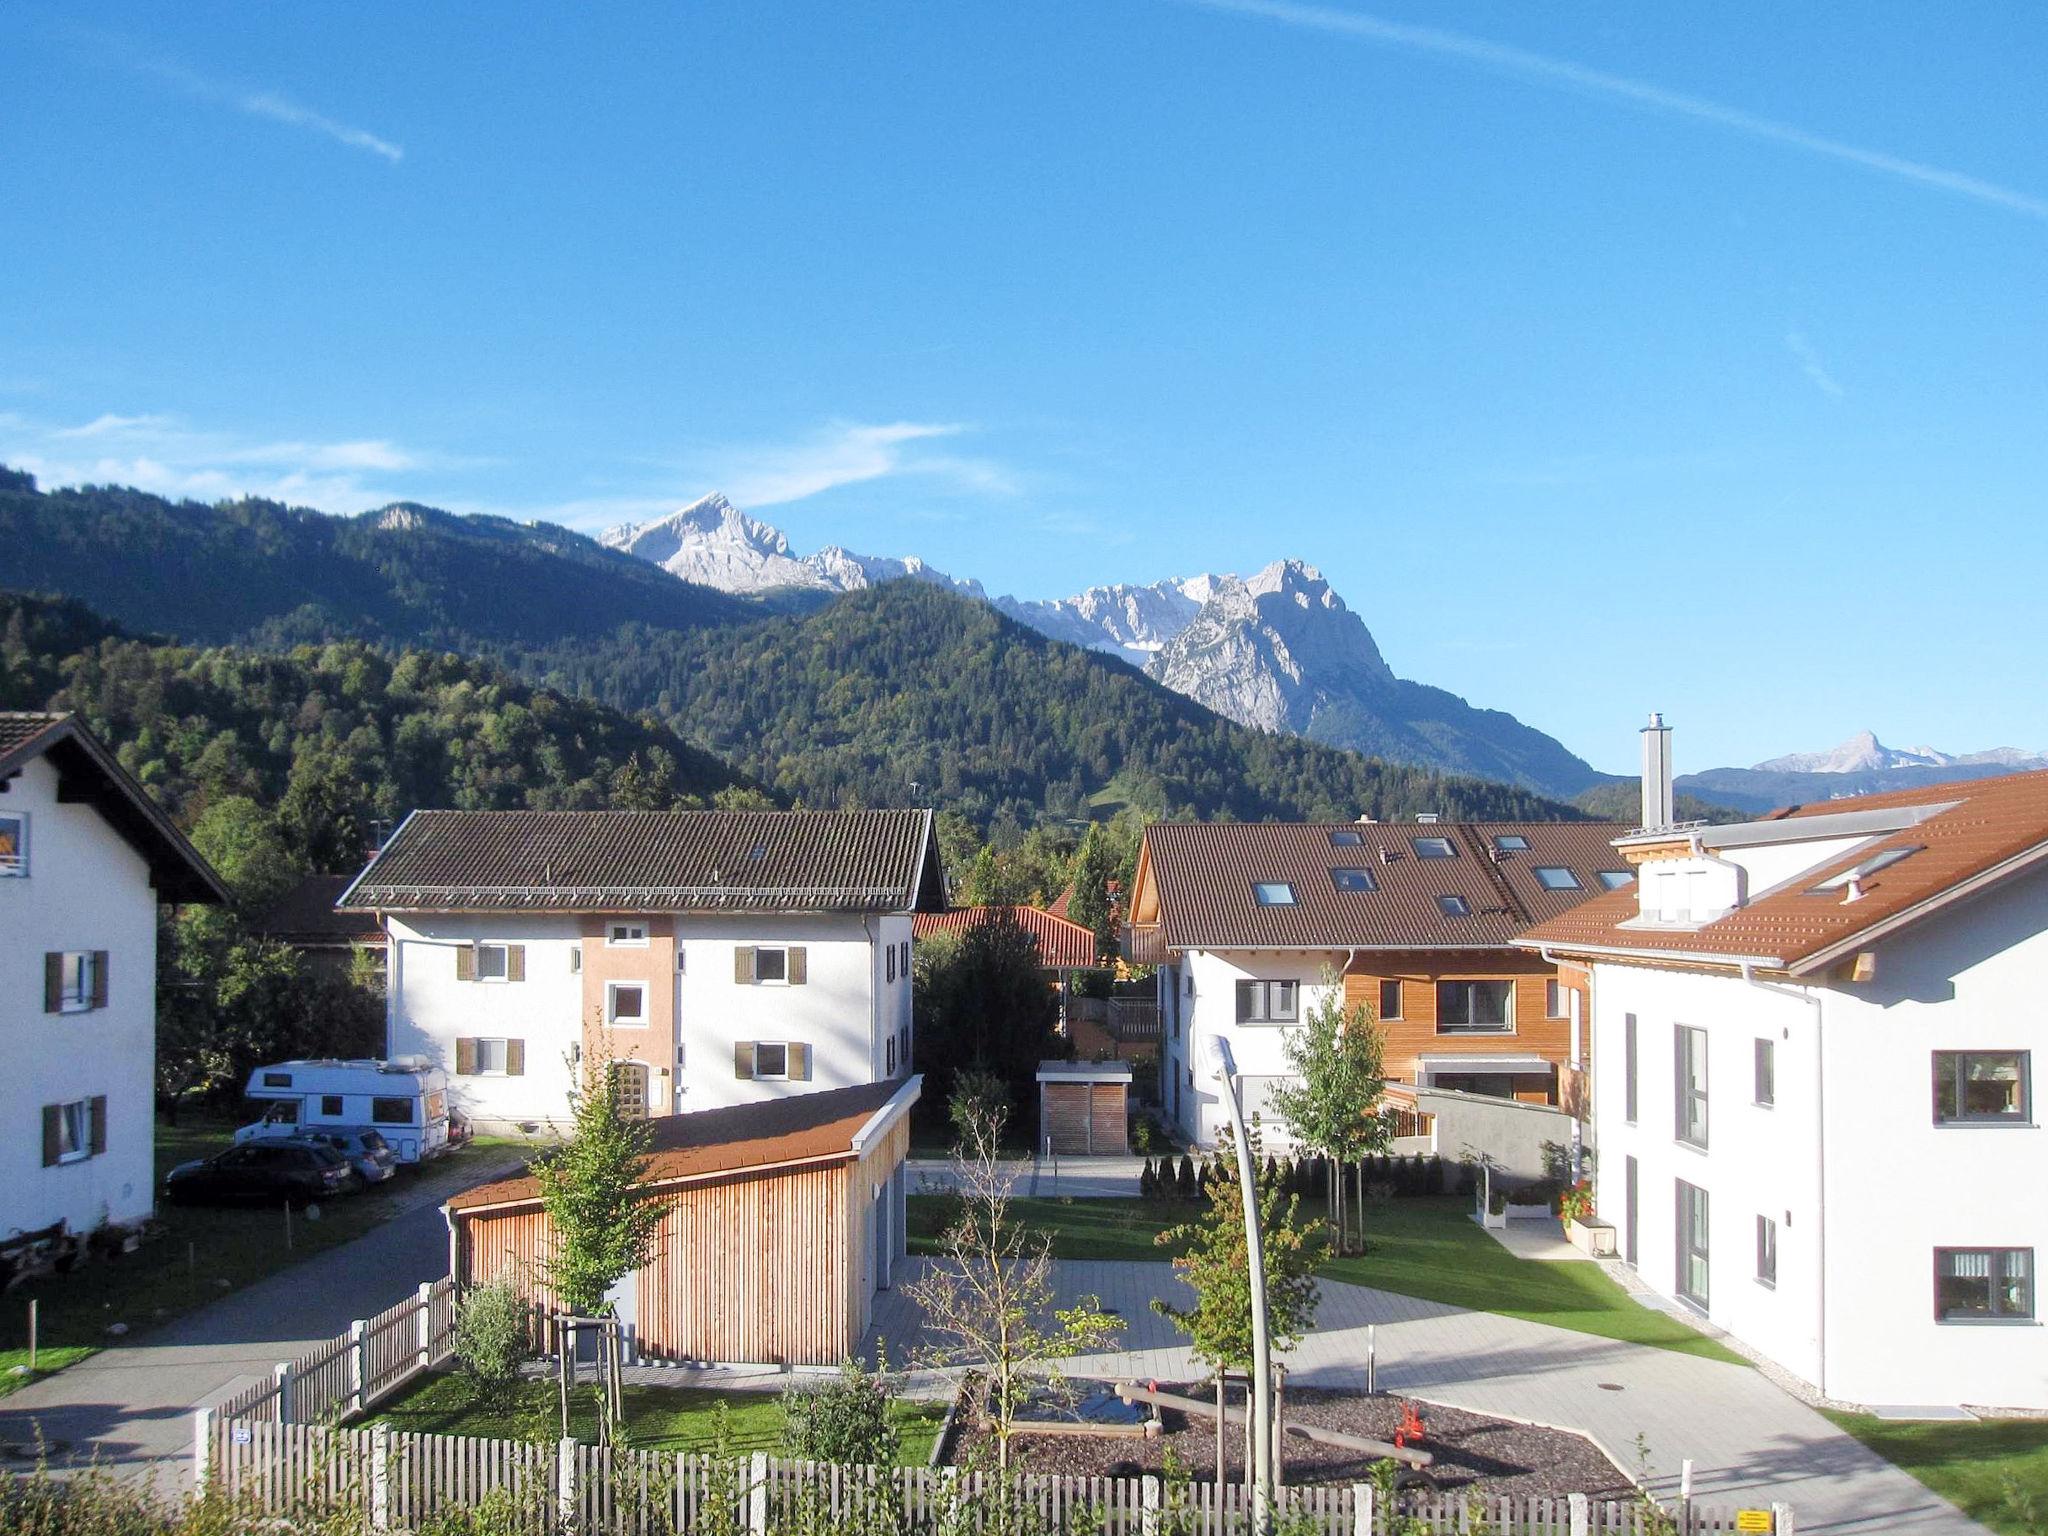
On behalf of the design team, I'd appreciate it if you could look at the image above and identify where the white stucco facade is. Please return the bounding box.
[1155,948,1345,1148]
[0,755,161,1236]
[1589,866,2048,1410]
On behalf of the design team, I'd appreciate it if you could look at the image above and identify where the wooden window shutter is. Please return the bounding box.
[91,952,109,1009]
[507,946,526,983]
[788,947,808,985]
[44,953,62,1013]
[42,1105,61,1167]
[734,1042,755,1080]
[456,1037,478,1076]
[734,947,756,984]
[506,1039,526,1076]
[790,1043,811,1080]
[454,946,475,982]
[88,1095,108,1156]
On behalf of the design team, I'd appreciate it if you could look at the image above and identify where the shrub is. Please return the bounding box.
[1176,1154,1198,1201]
[782,1357,898,1466]
[454,1274,531,1402]
[1139,1158,1158,1198]
[1131,1115,1156,1155]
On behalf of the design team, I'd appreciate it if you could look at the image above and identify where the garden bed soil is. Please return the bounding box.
[945,1380,1632,1501]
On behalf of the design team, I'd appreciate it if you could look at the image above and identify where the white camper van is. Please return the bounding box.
[238,1058,457,1164]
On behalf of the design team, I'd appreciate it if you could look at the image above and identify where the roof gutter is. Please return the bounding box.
[850,1073,923,1156]
[1511,935,1786,971]
[335,807,418,911]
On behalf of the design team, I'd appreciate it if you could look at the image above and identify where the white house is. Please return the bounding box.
[0,713,227,1239]
[338,808,942,1134]
[1522,716,2048,1411]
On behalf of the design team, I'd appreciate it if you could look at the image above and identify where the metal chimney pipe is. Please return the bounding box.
[1641,712,1675,830]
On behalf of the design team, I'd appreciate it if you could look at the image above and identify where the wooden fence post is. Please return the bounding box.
[370,1423,392,1532]
[1141,1474,1161,1536]
[1568,1491,1589,1536]
[192,1405,214,1488]
[557,1438,578,1527]
[1352,1481,1372,1536]
[749,1450,771,1535]
[274,1361,295,1425]
[417,1282,435,1369]
[350,1319,368,1417]
[1772,1503,1795,1534]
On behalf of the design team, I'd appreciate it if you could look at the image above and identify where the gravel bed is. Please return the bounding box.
[945,1380,1632,1500]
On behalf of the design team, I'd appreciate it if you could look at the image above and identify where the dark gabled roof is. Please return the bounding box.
[1134,820,1623,952]
[446,1077,919,1213]
[0,712,228,905]
[341,808,945,914]
[1521,768,2048,974]
[915,905,1100,969]
[254,873,387,946]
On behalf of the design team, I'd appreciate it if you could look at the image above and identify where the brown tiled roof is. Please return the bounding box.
[445,1078,917,1213]
[915,905,1099,969]
[341,808,944,913]
[254,874,387,945]
[1136,821,1625,952]
[0,711,228,905]
[1519,769,2048,974]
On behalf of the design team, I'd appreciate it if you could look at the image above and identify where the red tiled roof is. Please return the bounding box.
[1519,769,2048,973]
[1135,820,1623,953]
[914,905,1100,969]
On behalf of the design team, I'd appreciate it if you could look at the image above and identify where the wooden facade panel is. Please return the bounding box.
[1343,951,1570,1100]
[1040,1082,1129,1155]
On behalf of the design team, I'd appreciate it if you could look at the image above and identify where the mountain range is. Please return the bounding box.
[600,494,1607,798]
[1671,730,2048,814]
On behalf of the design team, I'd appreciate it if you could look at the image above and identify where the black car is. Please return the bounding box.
[164,1140,357,1206]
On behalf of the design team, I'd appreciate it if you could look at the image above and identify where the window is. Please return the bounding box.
[1533,866,1581,891]
[1545,979,1566,1019]
[886,944,896,983]
[475,943,510,982]
[373,1097,415,1125]
[1412,836,1457,859]
[607,982,647,1027]
[1492,834,1529,852]
[1935,1248,2034,1322]
[0,811,26,875]
[886,1035,896,1073]
[753,946,790,983]
[1756,1215,1778,1288]
[611,1062,650,1119]
[1677,1180,1710,1308]
[606,922,648,947]
[1597,870,1635,891]
[754,1042,791,1080]
[900,939,911,976]
[1933,1051,2030,1125]
[1754,1038,1776,1107]
[261,1071,293,1089]
[1436,980,1512,1033]
[321,1095,344,1117]
[1676,1025,1709,1148]
[569,948,583,974]
[1252,882,1297,906]
[1437,894,1471,918]
[1330,868,1378,892]
[474,1039,511,1076]
[1329,829,1363,846]
[1624,1014,1639,1123]
[1811,845,1923,894]
[46,950,106,1013]
[1234,979,1300,1023]
[1377,979,1403,1020]
[49,1099,92,1164]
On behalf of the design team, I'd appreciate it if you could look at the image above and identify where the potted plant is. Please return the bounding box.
[1558,1180,1616,1255]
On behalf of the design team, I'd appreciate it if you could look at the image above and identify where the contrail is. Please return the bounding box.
[1185,0,2048,223]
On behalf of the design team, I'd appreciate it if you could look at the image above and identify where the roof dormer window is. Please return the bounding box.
[1533,866,1582,891]
[1412,836,1457,859]
[1492,834,1529,852]
[1597,870,1634,890]
[1437,894,1471,917]
[1253,882,1297,906]
[1810,845,1923,895]
[1329,829,1363,846]
[1331,868,1378,892]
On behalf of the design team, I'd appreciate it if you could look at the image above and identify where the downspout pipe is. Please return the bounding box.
[1689,832,1750,912]
[1742,962,1827,1399]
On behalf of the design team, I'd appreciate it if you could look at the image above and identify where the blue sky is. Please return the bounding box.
[4,2,2044,775]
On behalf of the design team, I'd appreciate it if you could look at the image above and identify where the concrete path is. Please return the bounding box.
[869,1258,1988,1535]
[0,1153,520,1479]
[1478,1215,1585,1263]
[905,1154,1148,1199]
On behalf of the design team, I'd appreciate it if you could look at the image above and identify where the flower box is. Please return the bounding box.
[1565,1215,1617,1257]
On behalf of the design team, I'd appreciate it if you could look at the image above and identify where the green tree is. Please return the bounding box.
[187,795,301,910]
[533,1048,664,1318]
[1265,973,1390,1254]
[1066,819,1138,963]
[911,909,1059,1130]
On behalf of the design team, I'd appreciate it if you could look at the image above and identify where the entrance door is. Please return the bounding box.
[1624,1156,1639,1267]
[612,1062,650,1119]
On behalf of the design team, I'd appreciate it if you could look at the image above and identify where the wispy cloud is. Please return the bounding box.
[1785,331,1845,398]
[83,35,402,162]
[1183,0,2048,222]
[701,421,1018,507]
[1,411,437,510]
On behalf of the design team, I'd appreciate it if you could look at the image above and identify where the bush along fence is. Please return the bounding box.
[201,1275,458,1439]
[201,1421,1795,1536]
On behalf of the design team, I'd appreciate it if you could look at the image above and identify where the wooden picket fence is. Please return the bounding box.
[202,1421,1793,1535]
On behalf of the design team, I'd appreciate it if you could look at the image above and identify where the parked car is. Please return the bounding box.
[164,1140,357,1206]
[278,1128,398,1185]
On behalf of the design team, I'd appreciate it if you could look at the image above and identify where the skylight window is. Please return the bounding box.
[1412,836,1457,859]
[1437,894,1471,917]
[1331,868,1378,893]
[1597,870,1635,891]
[1253,882,1298,906]
[1492,834,1529,852]
[1533,866,1582,891]
[1329,829,1363,846]
[1810,845,1923,893]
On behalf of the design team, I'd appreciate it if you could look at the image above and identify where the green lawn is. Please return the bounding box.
[908,1194,1745,1364]
[1822,1411,2048,1536]
[368,1374,946,1462]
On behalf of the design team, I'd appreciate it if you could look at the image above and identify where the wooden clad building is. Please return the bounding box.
[444,1077,918,1367]
[1036,1061,1132,1155]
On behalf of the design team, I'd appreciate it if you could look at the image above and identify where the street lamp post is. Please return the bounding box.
[1200,1035,1275,1533]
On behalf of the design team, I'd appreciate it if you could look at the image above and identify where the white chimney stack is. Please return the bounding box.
[1641,711,1675,831]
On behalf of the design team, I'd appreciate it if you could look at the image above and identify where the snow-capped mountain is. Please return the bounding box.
[599,493,986,599]
[1752,731,2046,775]
[993,578,1217,666]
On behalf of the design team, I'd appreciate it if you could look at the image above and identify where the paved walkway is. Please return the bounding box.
[0,1152,521,1478]
[905,1155,1147,1199]
[869,1258,1987,1535]
[1477,1215,1585,1263]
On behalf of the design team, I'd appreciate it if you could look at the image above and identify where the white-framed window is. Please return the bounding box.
[607,981,648,1027]
[1933,1051,2029,1125]
[755,946,790,984]
[753,1042,791,1080]
[1756,1215,1778,1288]
[1533,866,1581,891]
[474,1039,512,1076]
[1624,1013,1639,1123]
[1677,1179,1710,1308]
[1935,1248,2034,1322]
[1676,1025,1709,1149]
[1329,828,1363,847]
[1492,834,1529,852]
[887,944,897,984]
[0,810,27,876]
[1234,979,1299,1024]
[607,922,648,947]
[1437,894,1472,918]
[569,948,583,974]
[886,1035,896,1074]
[476,943,511,982]
[1597,870,1635,891]
[1755,1038,1776,1107]
[1436,980,1512,1033]
[48,950,105,1013]
[1252,882,1297,906]
[1412,836,1457,859]
[51,1099,92,1164]
[1331,868,1378,892]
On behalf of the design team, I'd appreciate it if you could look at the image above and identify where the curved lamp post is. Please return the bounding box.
[1200,1034,1275,1533]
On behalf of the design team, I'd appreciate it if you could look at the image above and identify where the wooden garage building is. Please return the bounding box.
[1035,1060,1131,1156]
[445,1077,918,1367]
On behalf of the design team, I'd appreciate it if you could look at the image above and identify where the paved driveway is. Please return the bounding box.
[870,1258,1988,1535]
